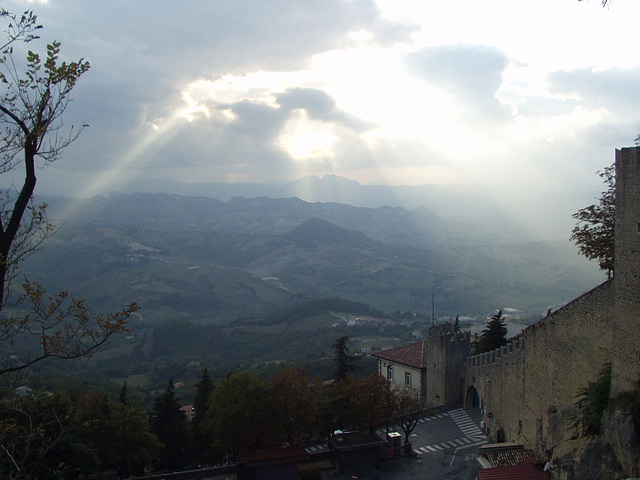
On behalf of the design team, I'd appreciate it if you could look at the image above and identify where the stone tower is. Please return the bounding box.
[611,146,640,396]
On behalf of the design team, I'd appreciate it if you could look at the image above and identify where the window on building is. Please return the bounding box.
[405,372,412,387]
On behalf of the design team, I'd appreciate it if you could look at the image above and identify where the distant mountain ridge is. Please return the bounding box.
[40,192,527,249]
[109,174,595,240]
[126,174,507,221]
[23,190,605,320]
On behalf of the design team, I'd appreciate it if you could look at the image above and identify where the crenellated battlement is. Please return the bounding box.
[467,336,525,369]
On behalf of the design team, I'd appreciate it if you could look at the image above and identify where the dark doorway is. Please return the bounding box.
[465,385,480,409]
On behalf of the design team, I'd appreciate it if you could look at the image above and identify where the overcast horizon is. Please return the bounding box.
[2,0,639,218]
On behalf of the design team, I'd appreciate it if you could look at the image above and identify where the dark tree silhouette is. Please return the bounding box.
[396,388,423,452]
[192,367,215,464]
[476,310,508,354]
[453,315,461,334]
[203,371,278,456]
[150,380,191,471]
[331,335,359,382]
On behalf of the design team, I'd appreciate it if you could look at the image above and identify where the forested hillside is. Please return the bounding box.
[29,193,602,319]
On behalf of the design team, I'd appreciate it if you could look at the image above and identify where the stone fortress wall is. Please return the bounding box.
[466,282,614,459]
[612,147,640,396]
[463,147,640,469]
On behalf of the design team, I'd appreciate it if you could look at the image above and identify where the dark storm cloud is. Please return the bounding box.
[149,86,376,177]
[38,0,417,94]
[403,44,512,122]
[277,89,337,117]
[276,88,374,132]
[156,101,293,177]
[15,0,415,172]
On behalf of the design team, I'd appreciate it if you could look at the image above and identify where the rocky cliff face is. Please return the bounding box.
[559,411,640,480]
[599,411,640,479]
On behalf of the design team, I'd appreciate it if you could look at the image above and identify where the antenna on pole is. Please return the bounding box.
[432,294,435,327]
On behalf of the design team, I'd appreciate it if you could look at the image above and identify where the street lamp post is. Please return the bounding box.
[382,362,394,436]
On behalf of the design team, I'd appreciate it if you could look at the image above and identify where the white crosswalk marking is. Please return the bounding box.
[448,408,486,440]
[375,408,488,456]
[413,408,488,455]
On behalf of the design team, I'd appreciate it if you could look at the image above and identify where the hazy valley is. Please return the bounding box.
[5,184,604,398]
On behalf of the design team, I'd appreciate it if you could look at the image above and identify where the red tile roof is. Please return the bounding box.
[371,341,428,369]
[480,444,536,467]
[477,464,550,480]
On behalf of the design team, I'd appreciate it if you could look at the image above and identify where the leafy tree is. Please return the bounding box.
[0,10,136,377]
[271,367,322,446]
[476,310,508,354]
[52,390,108,478]
[192,367,215,464]
[0,385,160,480]
[204,371,278,457]
[338,373,393,434]
[331,335,359,382]
[150,380,191,471]
[103,398,161,478]
[570,164,615,277]
[0,282,137,376]
[0,389,78,480]
[0,10,89,304]
[395,388,424,452]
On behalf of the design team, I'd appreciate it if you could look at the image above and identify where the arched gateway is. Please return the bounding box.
[464,385,480,409]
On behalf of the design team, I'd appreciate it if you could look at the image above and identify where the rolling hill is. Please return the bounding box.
[19,193,604,320]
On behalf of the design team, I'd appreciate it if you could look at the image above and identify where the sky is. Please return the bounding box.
[3,0,640,204]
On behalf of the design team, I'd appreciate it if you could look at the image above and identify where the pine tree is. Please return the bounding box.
[119,381,129,406]
[476,310,508,354]
[453,315,461,334]
[150,380,191,471]
[192,368,215,465]
[332,335,359,382]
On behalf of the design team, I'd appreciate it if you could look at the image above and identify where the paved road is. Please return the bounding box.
[322,407,487,480]
[399,407,486,455]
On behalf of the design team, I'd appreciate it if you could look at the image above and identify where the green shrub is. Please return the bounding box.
[572,363,611,439]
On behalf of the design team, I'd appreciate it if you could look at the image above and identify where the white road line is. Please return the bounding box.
[449,439,489,466]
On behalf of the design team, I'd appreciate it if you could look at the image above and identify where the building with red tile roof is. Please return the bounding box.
[476,443,550,480]
[372,322,470,409]
[476,464,550,480]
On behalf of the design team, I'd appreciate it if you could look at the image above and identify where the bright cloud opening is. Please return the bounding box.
[279,109,337,160]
